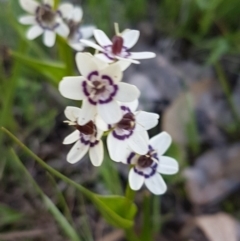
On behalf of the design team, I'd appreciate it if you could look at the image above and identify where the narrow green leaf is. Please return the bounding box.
[11,51,67,86]
[0,203,23,226]
[2,128,137,229]
[95,195,137,227]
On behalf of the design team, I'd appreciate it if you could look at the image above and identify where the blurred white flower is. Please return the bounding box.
[62,5,96,51]
[123,132,179,195]
[63,106,104,166]
[80,28,156,63]
[19,0,71,47]
[59,53,140,125]
[103,100,159,162]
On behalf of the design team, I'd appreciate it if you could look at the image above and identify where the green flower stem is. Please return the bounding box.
[124,182,139,241]
[125,182,136,202]
[214,62,240,126]
[1,127,95,201]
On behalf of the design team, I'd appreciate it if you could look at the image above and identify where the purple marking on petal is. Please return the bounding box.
[90,140,99,147]
[103,45,115,60]
[120,106,131,113]
[112,129,133,140]
[127,152,135,164]
[134,166,157,178]
[88,98,97,105]
[80,133,99,147]
[87,71,99,81]
[82,81,89,96]
[98,76,118,104]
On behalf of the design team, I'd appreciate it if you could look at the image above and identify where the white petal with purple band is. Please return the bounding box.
[89,140,104,166]
[129,168,145,190]
[20,0,39,14]
[63,130,79,145]
[145,174,167,195]
[94,29,112,46]
[59,76,85,100]
[122,30,140,49]
[150,132,172,156]
[27,25,44,40]
[67,140,89,164]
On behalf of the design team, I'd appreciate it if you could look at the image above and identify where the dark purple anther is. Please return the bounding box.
[111,36,123,55]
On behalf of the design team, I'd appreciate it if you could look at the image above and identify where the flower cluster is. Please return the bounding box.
[19,0,95,48]
[19,0,179,195]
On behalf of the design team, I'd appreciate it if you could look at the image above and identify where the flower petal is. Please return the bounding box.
[80,25,96,39]
[135,111,159,131]
[64,106,82,121]
[58,3,74,19]
[97,100,122,124]
[75,53,99,78]
[112,60,131,71]
[130,52,156,60]
[94,53,113,64]
[89,140,104,166]
[145,174,167,195]
[67,140,89,164]
[68,42,84,51]
[55,22,70,37]
[127,131,149,155]
[80,39,104,52]
[72,7,83,22]
[26,25,44,40]
[158,156,179,175]
[107,132,129,162]
[149,132,172,156]
[94,29,112,47]
[115,82,140,102]
[92,56,108,70]
[115,56,140,64]
[59,76,85,100]
[122,30,140,49]
[120,99,138,112]
[19,15,36,25]
[63,130,79,145]
[95,115,108,131]
[43,30,56,47]
[99,63,122,83]
[77,100,97,125]
[129,168,145,191]
[19,0,39,14]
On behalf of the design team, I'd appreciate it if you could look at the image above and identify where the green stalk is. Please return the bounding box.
[125,182,136,202]
[214,62,240,126]
[124,182,139,241]
[1,127,95,200]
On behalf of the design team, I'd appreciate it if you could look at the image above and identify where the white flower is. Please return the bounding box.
[63,106,104,166]
[80,29,156,64]
[123,132,179,195]
[19,0,70,47]
[68,25,96,51]
[59,53,140,125]
[104,100,159,162]
[61,5,96,51]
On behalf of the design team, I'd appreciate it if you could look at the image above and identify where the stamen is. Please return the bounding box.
[114,22,120,36]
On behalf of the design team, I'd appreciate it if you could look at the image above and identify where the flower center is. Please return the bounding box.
[138,155,153,168]
[117,113,135,130]
[75,121,95,135]
[111,36,123,55]
[37,5,56,24]
[68,20,79,38]
[92,80,106,95]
